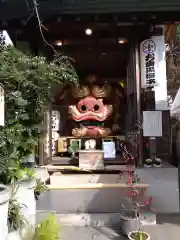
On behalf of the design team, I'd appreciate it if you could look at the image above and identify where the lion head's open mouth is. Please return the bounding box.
[80,120,104,128]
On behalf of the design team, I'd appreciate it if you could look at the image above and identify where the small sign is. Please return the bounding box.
[143,111,162,137]
[0,30,13,46]
[58,137,68,152]
[103,141,116,158]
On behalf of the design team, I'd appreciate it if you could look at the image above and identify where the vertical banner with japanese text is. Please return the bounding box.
[152,34,168,110]
[140,31,168,110]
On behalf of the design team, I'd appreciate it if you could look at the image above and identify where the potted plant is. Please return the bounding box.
[0,154,27,240]
[144,159,153,168]
[68,140,79,163]
[128,231,150,240]
[119,162,152,239]
[14,167,37,228]
[0,184,10,240]
[120,208,140,236]
[153,157,162,167]
[7,186,28,240]
[0,159,37,228]
[34,178,48,200]
[22,214,60,240]
[121,199,151,239]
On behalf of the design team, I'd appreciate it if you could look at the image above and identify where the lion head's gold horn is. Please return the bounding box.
[72,85,90,99]
[92,84,111,98]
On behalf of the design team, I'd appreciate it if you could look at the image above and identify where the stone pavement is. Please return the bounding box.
[60,226,127,240]
[59,214,180,240]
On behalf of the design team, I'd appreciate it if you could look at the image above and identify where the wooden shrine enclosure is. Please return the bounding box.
[0,0,177,168]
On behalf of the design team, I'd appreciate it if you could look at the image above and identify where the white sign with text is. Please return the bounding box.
[143,111,162,137]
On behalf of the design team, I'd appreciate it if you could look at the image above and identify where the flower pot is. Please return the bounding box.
[144,159,152,168]
[0,184,10,240]
[7,221,32,240]
[153,163,161,168]
[144,164,152,168]
[153,158,162,168]
[128,231,150,240]
[120,212,140,236]
[14,178,36,227]
[7,230,21,240]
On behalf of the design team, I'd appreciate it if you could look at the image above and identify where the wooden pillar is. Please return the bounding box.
[39,108,52,165]
[144,89,157,160]
[135,44,143,165]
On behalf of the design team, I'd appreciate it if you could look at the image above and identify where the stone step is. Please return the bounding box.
[46,164,135,173]
[36,166,180,214]
[49,174,149,189]
[36,189,150,214]
[36,212,156,227]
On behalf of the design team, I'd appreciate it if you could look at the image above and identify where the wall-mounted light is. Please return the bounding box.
[55,40,63,46]
[119,82,124,87]
[118,38,128,44]
[85,28,92,35]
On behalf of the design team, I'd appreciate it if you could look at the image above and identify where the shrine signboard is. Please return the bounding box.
[143,111,162,137]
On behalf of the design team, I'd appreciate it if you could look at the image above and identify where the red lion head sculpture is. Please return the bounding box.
[69,85,113,137]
